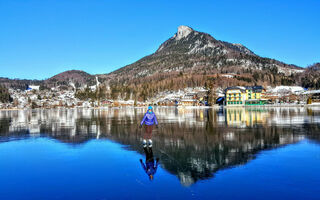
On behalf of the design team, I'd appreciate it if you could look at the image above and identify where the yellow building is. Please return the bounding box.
[224,86,246,105]
[225,86,266,106]
[244,86,266,105]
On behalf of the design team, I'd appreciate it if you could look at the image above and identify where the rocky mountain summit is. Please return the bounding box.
[156,25,255,56]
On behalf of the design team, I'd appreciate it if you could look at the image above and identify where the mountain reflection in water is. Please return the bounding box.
[0,107,319,186]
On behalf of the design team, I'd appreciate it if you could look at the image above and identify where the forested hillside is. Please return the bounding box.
[0,86,12,103]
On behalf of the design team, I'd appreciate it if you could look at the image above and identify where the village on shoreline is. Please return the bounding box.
[0,82,320,110]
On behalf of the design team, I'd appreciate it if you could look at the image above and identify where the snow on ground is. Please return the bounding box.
[267,86,305,94]
[221,74,234,78]
[152,87,209,102]
[303,90,320,94]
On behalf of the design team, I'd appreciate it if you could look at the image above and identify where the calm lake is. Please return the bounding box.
[0,107,319,200]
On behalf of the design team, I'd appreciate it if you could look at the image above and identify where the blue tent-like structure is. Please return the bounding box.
[216,97,224,105]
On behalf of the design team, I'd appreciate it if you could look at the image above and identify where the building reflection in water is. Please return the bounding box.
[0,107,320,186]
[225,108,269,127]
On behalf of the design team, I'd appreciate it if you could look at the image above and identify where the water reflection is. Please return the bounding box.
[225,108,270,127]
[0,107,320,186]
[140,145,159,181]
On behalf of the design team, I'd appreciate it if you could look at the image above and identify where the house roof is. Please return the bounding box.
[225,86,264,92]
[181,99,197,102]
[245,86,264,91]
[224,86,246,92]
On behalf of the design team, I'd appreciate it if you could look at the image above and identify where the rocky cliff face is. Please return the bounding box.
[156,25,255,56]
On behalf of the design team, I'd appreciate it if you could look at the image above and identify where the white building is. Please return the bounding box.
[28,85,40,91]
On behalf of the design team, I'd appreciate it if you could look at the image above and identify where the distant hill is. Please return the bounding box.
[44,70,97,88]
[0,70,102,91]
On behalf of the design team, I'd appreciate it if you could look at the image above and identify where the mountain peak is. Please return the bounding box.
[110,26,305,87]
[175,25,193,40]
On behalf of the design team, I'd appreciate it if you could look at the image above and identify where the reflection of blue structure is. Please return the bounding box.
[199,100,208,106]
[217,107,224,115]
[216,97,224,105]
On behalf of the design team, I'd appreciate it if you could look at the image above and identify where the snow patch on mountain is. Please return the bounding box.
[188,41,216,54]
[277,66,305,75]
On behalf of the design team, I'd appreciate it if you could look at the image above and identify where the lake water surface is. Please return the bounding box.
[0,107,320,200]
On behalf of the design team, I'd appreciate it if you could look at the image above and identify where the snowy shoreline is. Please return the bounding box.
[1,103,320,111]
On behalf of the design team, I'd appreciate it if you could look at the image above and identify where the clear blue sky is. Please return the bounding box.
[1,0,319,80]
